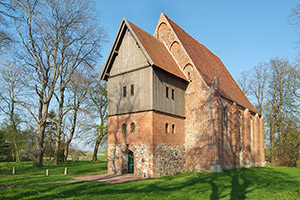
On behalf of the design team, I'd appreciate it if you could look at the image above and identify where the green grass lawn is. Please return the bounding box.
[1,161,300,200]
[0,160,107,176]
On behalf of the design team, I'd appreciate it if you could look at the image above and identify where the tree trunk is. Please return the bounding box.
[53,121,61,165]
[297,143,300,167]
[10,100,20,162]
[13,141,20,162]
[64,108,78,162]
[33,122,47,166]
[92,138,101,161]
[33,102,49,167]
[64,142,69,162]
[270,118,276,165]
[54,87,65,165]
[278,112,283,165]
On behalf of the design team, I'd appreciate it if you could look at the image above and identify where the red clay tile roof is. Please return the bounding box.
[127,20,188,82]
[164,15,257,113]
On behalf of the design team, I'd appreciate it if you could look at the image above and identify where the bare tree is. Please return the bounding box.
[249,65,269,114]
[0,0,15,51]
[290,4,300,59]
[0,60,23,161]
[11,0,105,166]
[85,73,107,161]
[63,70,90,161]
[271,59,293,164]
[237,64,268,115]
[236,71,250,97]
[46,0,106,165]
[237,58,300,166]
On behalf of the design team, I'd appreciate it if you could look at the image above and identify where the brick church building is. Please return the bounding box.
[100,13,265,177]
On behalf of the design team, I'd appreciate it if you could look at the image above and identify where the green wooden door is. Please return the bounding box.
[128,151,134,173]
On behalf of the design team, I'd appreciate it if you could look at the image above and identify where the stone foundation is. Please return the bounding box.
[153,143,186,177]
[108,144,153,177]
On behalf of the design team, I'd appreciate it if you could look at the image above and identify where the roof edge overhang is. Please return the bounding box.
[100,18,154,81]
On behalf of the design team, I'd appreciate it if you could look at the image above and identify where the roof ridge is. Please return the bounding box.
[125,19,154,65]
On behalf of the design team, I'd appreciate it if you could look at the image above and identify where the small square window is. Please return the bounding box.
[166,87,169,98]
[123,86,127,97]
[172,89,175,100]
[131,84,134,96]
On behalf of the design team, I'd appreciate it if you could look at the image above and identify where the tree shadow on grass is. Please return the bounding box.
[226,167,300,200]
[3,167,300,200]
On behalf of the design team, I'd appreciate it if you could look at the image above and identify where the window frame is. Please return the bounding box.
[166,87,169,98]
[165,123,169,133]
[130,123,135,133]
[130,84,134,96]
[172,124,175,134]
[171,89,175,100]
[122,124,127,134]
[123,86,127,98]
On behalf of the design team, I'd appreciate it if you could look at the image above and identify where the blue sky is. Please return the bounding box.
[96,0,299,79]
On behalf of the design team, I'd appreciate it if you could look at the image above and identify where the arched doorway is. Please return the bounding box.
[128,151,134,173]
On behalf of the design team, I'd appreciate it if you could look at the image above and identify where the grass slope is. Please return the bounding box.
[0,161,300,200]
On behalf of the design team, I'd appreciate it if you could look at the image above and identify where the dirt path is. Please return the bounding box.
[74,174,149,184]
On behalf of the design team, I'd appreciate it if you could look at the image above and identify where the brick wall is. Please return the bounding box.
[108,111,187,177]
[108,111,154,177]
[152,111,186,176]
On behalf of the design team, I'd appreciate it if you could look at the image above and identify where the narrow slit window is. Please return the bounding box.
[165,123,169,133]
[166,87,169,98]
[122,124,127,134]
[172,124,175,134]
[238,112,243,150]
[123,86,127,98]
[130,84,134,96]
[131,123,135,133]
[172,89,175,100]
[223,106,228,133]
[250,119,253,150]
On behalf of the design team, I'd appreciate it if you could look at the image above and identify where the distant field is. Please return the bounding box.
[42,152,106,162]
[1,161,300,200]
